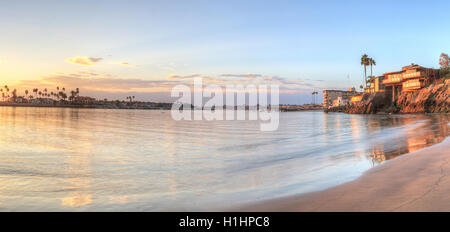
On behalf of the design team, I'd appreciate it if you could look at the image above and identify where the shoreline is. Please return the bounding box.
[240,137,450,212]
[1,103,448,114]
[0,103,324,112]
[0,102,169,110]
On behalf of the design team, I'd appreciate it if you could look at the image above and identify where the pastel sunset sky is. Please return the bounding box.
[0,0,449,103]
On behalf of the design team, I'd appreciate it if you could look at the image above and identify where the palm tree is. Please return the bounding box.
[5,87,9,101]
[57,91,67,102]
[311,91,318,104]
[25,90,29,98]
[62,88,66,101]
[366,76,375,86]
[361,54,370,87]
[70,90,76,103]
[126,96,134,103]
[12,89,17,101]
[369,58,376,77]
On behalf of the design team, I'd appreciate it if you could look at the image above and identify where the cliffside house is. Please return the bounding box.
[382,64,440,102]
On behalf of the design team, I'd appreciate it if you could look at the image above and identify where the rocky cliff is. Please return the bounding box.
[345,79,449,114]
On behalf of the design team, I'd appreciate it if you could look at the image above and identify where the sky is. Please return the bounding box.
[0,0,449,104]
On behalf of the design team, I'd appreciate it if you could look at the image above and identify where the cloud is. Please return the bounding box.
[17,71,177,94]
[220,73,263,79]
[109,61,138,67]
[65,56,103,66]
[13,71,326,103]
[88,57,103,62]
[167,74,201,80]
[166,73,323,92]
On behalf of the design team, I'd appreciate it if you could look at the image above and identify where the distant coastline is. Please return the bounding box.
[0,102,324,111]
[0,102,172,110]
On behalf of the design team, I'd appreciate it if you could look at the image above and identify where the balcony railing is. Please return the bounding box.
[382,77,402,84]
[402,79,422,91]
[403,71,422,79]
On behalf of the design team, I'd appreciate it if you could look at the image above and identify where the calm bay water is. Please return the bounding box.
[0,107,448,211]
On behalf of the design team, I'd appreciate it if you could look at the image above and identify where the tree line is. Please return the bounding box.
[0,86,81,102]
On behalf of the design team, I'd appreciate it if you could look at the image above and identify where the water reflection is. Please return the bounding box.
[0,107,448,211]
[61,145,93,207]
[366,114,448,165]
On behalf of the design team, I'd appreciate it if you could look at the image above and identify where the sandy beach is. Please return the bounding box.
[242,137,450,212]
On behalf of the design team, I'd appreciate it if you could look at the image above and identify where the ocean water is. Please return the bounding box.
[0,107,447,211]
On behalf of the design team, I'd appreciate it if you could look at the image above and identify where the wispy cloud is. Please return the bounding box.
[109,61,138,68]
[14,71,325,99]
[65,56,103,66]
[88,57,103,62]
[11,71,325,103]
[219,73,262,79]
[17,71,175,93]
[167,74,202,80]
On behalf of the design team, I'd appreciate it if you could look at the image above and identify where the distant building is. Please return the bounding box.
[31,98,54,105]
[350,95,363,103]
[365,76,385,94]
[332,96,350,107]
[13,96,28,103]
[323,88,360,108]
[382,64,440,101]
[73,96,97,105]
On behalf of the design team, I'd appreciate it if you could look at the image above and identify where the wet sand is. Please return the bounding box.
[242,137,450,212]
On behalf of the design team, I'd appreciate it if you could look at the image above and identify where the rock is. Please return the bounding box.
[346,80,449,114]
[397,81,449,113]
[346,92,391,114]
